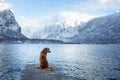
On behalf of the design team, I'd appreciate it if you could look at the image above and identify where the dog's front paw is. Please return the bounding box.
[47,67,54,71]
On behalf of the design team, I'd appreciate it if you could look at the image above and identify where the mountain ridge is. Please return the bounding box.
[0,9,27,39]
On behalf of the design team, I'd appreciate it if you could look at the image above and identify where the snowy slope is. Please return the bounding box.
[0,9,27,39]
[32,24,81,42]
[71,13,120,43]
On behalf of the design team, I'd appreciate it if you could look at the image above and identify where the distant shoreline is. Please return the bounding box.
[0,38,120,44]
[0,38,64,44]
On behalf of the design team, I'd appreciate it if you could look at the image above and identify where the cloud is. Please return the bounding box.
[0,0,4,2]
[17,15,56,38]
[69,0,120,16]
[57,11,95,27]
[95,0,120,14]
[97,0,119,9]
[99,0,113,4]
[17,16,43,38]
[99,0,120,4]
[0,0,11,11]
[94,0,120,10]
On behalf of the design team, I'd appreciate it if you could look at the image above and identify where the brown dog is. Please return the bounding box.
[38,47,54,71]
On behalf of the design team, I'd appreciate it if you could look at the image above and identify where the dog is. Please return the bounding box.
[38,47,54,71]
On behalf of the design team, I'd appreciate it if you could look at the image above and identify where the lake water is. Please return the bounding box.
[0,44,120,80]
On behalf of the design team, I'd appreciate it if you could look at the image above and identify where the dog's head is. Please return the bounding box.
[42,47,51,53]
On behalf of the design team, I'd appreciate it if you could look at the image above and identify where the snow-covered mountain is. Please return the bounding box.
[32,24,83,42]
[0,9,27,39]
[32,13,120,44]
[69,13,120,43]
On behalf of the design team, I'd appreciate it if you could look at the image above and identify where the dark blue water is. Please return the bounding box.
[0,44,120,80]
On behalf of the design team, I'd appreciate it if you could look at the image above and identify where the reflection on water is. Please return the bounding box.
[0,44,120,80]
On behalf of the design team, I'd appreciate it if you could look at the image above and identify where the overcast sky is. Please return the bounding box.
[1,0,120,37]
[4,0,120,17]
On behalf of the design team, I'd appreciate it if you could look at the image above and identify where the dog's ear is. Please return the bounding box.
[42,48,49,53]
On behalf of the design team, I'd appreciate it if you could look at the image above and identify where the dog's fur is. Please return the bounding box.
[39,48,54,71]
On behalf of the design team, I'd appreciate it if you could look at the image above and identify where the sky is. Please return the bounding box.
[0,0,120,37]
